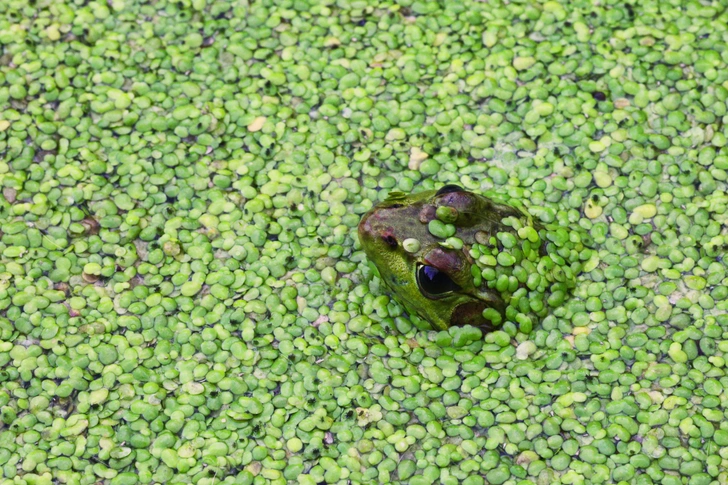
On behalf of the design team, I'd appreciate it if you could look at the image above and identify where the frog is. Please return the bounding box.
[358,184,588,333]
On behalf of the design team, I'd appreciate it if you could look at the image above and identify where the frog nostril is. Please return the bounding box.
[382,234,397,248]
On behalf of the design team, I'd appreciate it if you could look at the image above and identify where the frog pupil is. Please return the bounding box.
[417,264,461,298]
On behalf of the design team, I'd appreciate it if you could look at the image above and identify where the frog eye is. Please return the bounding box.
[450,301,495,330]
[417,264,461,299]
[436,184,464,196]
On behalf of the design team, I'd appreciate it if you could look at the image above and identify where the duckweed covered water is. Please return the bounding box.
[1,0,727,484]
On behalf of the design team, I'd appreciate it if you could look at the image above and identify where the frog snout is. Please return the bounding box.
[359,210,398,249]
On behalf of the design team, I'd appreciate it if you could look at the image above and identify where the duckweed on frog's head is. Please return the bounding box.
[359,185,592,334]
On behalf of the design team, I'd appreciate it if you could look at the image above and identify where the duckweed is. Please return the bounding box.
[1,0,728,484]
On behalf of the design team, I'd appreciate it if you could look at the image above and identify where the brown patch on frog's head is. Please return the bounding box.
[418,204,437,223]
[423,247,465,276]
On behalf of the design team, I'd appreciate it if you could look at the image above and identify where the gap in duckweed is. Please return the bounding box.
[0,0,727,485]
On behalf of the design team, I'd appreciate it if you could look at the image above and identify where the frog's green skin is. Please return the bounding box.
[358,185,583,333]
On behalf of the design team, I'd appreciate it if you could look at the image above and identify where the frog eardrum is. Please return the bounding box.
[358,185,590,334]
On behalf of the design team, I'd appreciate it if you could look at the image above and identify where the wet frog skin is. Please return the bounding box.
[358,185,589,333]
